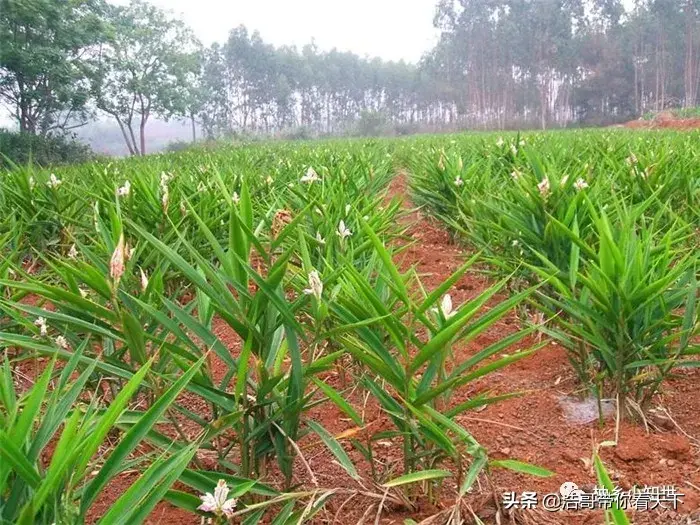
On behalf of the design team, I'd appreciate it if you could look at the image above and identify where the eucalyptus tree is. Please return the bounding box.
[198,43,230,139]
[94,0,200,155]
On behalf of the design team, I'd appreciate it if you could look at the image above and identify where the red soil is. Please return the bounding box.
[622,112,700,130]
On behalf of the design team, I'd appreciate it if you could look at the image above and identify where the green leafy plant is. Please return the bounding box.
[0,343,202,524]
[326,219,549,501]
[593,454,630,525]
[531,202,699,417]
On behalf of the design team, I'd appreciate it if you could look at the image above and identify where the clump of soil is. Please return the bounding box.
[622,111,700,130]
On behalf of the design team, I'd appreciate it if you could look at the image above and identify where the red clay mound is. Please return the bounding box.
[623,111,700,130]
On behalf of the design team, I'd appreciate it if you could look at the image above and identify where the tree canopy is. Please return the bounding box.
[0,0,108,135]
[94,0,200,155]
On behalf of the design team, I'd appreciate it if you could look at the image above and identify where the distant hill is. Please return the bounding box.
[75,118,195,156]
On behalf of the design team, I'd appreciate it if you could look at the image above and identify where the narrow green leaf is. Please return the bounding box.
[382,469,451,488]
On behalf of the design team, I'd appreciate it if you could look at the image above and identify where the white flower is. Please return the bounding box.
[538,178,551,198]
[55,335,69,350]
[560,175,569,187]
[337,220,352,239]
[232,191,240,204]
[519,139,526,146]
[93,202,100,233]
[48,174,61,188]
[266,175,273,185]
[34,317,48,336]
[316,232,325,244]
[496,137,504,147]
[303,270,323,300]
[510,144,518,156]
[454,176,464,187]
[440,294,456,318]
[573,178,588,191]
[161,187,169,210]
[160,173,170,210]
[512,239,519,247]
[117,180,131,197]
[140,268,149,292]
[345,204,351,215]
[432,294,457,319]
[110,233,126,284]
[510,170,521,180]
[197,479,237,518]
[68,244,78,259]
[300,167,320,183]
[625,153,638,166]
[78,287,88,298]
[29,176,35,189]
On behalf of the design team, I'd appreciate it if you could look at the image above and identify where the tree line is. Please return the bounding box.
[429,0,700,128]
[1,0,699,155]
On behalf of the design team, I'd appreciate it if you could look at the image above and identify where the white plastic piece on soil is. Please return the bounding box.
[558,396,616,425]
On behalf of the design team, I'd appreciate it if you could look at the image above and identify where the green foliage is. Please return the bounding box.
[353,111,390,137]
[593,454,630,525]
[164,140,196,153]
[2,0,700,155]
[531,206,699,414]
[409,129,700,419]
[95,0,201,155]
[5,129,695,522]
[0,135,551,521]
[0,131,93,168]
[0,347,201,524]
[0,0,109,135]
[329,235,539,491]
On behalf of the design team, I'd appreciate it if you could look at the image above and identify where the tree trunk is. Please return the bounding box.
[634,52,639,115]
[191,112,196,143]
[139,115,148,156]
[684,0,697,108]
[661,34,666,110]
[126,119,140,156]
[655,43,660,111]
[115,116,136,156]
[539,70,549,131]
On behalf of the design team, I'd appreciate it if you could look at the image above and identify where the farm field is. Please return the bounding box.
[0,129,699,524]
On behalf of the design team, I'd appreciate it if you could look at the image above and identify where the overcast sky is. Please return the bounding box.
[112,0,440,63]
